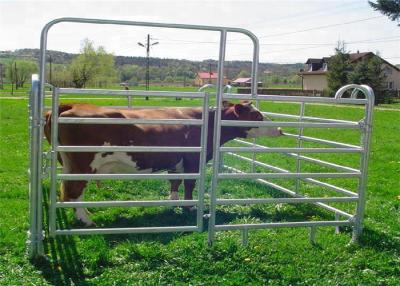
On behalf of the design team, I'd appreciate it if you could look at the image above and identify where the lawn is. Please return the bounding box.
[0,95,399,285]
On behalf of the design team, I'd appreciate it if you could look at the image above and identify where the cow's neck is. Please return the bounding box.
[207,108,248,146]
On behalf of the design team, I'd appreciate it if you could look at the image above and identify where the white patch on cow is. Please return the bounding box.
[246,127,282,138]
[173,159,184,173]
[170,191,179,200]
[184,132,189,139]
[60,152,71,174]
[71,193,95,226]
[89,142,153,174]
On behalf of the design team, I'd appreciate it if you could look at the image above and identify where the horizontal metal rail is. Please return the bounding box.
[233,139,360,173]
[223,165,355,218]
[221,146,362,154]
[283,132,362,150]
[59,88,206,98]
[57,146,201,153]
[55,225,198,236]
[227,152,361,188]
[223,93,368,105]
[218,172,360,179]
[261,111,359,124]
[220,120,361,129]
[214,220,353,231]
[58,117,204,125]
[56,200,198,208]
[58,173,200,181]
[216,197,358,205]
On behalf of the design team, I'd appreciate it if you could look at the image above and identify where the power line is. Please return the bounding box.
[256,15,384,39]
[245,1,369,30]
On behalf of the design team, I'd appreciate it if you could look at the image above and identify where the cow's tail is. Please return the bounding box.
[44,104,73,144]
[44,104,75,202]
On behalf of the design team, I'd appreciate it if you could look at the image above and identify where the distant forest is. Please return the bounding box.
[0,49,304,86]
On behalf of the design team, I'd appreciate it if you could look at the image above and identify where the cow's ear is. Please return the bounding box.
[222,101,234,108]
[234,103,248,116]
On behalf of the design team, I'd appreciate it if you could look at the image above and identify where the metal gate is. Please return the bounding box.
[27,17,259,258]
[27,18,374,259]
[207,85,374,245]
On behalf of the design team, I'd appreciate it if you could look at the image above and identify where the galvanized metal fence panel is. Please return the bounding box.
[27,17,374,259]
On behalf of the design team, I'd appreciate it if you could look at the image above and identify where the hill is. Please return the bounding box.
[0,49,303,79]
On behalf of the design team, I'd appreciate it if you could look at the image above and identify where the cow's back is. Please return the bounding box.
[45,103,204,174]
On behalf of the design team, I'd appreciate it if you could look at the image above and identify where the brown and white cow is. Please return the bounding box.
[44,101,282,226]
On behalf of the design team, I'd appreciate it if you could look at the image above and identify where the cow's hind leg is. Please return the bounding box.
[169,179,181,200]
[61,180,95,226]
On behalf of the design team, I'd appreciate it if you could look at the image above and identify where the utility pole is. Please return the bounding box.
[0,64,3,89]
[11,61,17,95]
[138,34,159,100]
[208,63,212,84]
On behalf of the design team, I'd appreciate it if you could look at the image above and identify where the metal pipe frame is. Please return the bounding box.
[28,17,374,256]
[220,120,361,129]
[210,84,374,244]
[47,89,209,237]
[56,146,203,153]
[56,200,198,208]
[232,139,361,172]
[222,165,354,219]
[223,93,368,105]
[226,152,358,197]
[261,111,359,125]
[28,17,259,256]
[221,146,362,154]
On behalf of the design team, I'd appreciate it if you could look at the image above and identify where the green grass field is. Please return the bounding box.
[0,95,399,285]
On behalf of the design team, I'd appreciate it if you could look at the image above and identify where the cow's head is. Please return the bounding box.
[222,100,282,138]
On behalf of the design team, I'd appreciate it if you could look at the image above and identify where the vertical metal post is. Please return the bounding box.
[250,37,259,173]
[251,98,260,173]
[352,86,374,242]
[27,75,44,259]
[49,88,60,237]
[208,30,227,245]
[310,226,317,244]
[196,92,209,231]
[295,102,306,192]
[242,228,249,246]
[335,213,340,234]
[127,95,132,108]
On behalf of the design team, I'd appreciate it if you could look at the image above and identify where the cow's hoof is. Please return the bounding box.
[80,220,97,227]
[183,205,197,212]
[170,192,179,200]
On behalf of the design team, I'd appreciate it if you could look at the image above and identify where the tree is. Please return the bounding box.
[327,42,352,95]
[6,60,37,89]
[349,58,370,84]
[367,56,387,103]
[237,70,251,78]
[369,0,400,25]
[347,55,387,104]
[69,39,117,88]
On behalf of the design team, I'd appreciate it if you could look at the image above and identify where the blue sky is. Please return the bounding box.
[1,0,399,64]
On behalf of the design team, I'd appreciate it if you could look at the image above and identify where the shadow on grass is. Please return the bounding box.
[33,187,87,286]
[359,227,400,255]
[34,188,199,285]
[33,180,357,285]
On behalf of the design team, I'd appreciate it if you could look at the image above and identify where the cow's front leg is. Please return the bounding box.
[169,179,182,200]
[62,180,96,227]
[183,179,196,200]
